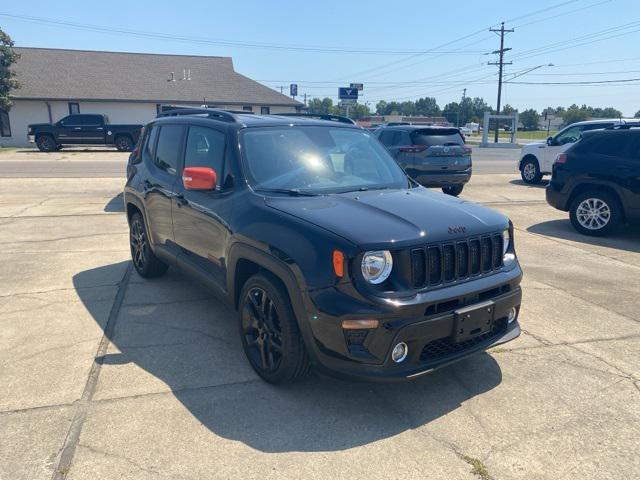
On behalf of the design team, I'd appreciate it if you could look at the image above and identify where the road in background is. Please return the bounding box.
[0,146,520,177]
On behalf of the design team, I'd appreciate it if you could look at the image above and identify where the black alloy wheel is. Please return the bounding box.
[242,287,284,373]
[116,136,134,152]
[36,135,57,152]
[129,212,168,277]
[239,274,310,383]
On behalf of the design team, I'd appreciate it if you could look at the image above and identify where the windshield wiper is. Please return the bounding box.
[335,186,390,194]
[254,188,318,197]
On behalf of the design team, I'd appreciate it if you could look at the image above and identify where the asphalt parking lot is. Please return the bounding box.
[1,148,638,480]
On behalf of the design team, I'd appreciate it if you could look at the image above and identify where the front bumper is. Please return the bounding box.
[302,267,522,381]
[28,134,35,143]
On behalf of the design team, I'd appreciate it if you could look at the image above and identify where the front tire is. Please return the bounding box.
[442,184,464,196]
[129,212,169,277]
[115,135,134,152]
[36,135,57,152]
[239,273,310,384]
[569,191,621,236]
[521,158,542,184]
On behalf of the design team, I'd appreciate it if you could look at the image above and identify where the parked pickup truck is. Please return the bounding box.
[28,114,143,152]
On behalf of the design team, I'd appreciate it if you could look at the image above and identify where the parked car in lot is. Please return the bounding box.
[518,118,638,184]
[374,125,472,196]
[124,108,522,383]
[459,126,473,136]
[28,114,143,152]
[546,127,640,236]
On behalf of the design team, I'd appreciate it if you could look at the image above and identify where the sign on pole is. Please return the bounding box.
[338,87,358,100]
[290,84,298,97]
[350,83,364,91]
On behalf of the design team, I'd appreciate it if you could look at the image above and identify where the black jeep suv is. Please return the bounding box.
[124,109,522,383]
[546,127,640,236]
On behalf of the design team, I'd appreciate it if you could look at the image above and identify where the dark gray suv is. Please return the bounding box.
[375,125,472,196]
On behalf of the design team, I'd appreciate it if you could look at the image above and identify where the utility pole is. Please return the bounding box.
[458,88,467,127]
[489,22,513,142]
[303,93,307,106]
[279,85,284,94]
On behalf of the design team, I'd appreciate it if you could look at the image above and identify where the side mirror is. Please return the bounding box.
[182,167,217,190]
[546,136,554,146]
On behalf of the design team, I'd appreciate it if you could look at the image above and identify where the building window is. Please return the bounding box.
[242,106,253,112]
[68,102,80,115]
[261,106,270,115]
[0,109,11,137]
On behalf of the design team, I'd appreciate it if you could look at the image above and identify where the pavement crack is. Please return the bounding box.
[50,262,132,480]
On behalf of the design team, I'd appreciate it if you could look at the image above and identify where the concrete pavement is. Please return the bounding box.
[0,150,638,480]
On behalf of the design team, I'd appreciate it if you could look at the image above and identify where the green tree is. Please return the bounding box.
[441,102,459,124]
[635,110,640,118]
[519,109,540,131]
[562,104,589,125]
[0,28,20,111]
[375,101,388,115]
[501,104,516,116]
[307,97,335,115]
[414,97,441,116]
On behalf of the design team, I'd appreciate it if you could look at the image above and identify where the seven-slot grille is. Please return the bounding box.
[410,233,504,288]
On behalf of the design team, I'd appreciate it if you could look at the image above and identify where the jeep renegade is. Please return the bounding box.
[124,109,523,384]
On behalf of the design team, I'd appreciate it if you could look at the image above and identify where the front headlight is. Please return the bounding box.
[502,229,515,265]
[361,250,393,284]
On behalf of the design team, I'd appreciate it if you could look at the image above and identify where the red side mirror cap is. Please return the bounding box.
[182,167,217,190]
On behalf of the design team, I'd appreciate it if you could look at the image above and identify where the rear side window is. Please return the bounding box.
[410,128,463,146]
[154,125,185,174]
[141,126,159,164]
[590,134,633,157]
[184,126,226,184]
[378,130,396,146]
[82,115,104,126]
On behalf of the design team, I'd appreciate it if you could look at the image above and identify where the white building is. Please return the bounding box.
[0,47,302,147]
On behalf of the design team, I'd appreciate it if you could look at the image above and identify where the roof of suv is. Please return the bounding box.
[566,118,637,126]
[153,109,357,129]
[377,125,458,131]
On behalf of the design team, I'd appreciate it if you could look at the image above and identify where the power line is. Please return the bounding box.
[0,12,487,55]
[506,77,640,85]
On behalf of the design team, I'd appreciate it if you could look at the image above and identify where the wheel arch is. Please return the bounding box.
[226,242,319,364]
[519,153,539,171]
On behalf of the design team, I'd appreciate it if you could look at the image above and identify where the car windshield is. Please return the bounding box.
[240,126,409,194]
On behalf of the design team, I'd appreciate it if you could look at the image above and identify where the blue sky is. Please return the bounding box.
[2,0,640,115]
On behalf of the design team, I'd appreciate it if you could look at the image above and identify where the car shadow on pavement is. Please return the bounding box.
[73,261,503,453]
[528,220,640,253]
[104,193,125,212]
[509,179,549,188]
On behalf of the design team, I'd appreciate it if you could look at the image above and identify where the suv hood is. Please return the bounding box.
[522,142,546,152]
[264,188,509,249]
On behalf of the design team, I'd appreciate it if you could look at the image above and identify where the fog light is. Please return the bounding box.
[507,307,517,324]
[391,342,408,363]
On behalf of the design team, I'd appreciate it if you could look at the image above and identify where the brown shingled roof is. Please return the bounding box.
[11,47,301,106]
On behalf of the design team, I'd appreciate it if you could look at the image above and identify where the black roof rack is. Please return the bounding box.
[605,121,640,130]
[273,113,356,125]
[156,107,238,123]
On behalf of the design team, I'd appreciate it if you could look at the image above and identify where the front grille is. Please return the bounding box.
[419,318,508,363]
[410,233,504,289]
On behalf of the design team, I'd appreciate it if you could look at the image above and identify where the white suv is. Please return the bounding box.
[518,119,634,184]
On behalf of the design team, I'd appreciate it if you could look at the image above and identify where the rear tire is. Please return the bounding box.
[36,135,57,152]
[569,191,621,236]
[115,135,134,152]
[442,185,464,196]
[520,158,542,184]
[129,212,169,277]
[239,273,310,384]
